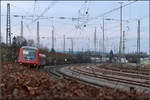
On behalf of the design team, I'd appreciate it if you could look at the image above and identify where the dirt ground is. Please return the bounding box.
[1,63,149,100]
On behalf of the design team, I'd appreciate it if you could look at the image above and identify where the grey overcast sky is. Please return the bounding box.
[1,1,149,53]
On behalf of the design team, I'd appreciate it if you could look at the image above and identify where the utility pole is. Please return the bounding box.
[63,34,65,53]
[6,5,8,45]
[99,40,101,56]
[149,1,150,99]
[0,0,1,99]
[137,20,140,65]
[94,27,97,55]
[88,38,90,52]
[0,0,1,47]
[67,37,74,54]
[37,21,40,48]
[102,16,105,59]
[6,3,11,45]
[52,24,54,51]
[123,31,125,55]
[20,16,23,38]
[119,2,123,64]
[6,3,11,61]
[149,0,150,61]
[71,38,73,54]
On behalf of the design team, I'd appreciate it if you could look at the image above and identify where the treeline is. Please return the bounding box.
[1,36,92,65]
[1,36,27,62]
[39,50,91,65]
[2,36,149,64]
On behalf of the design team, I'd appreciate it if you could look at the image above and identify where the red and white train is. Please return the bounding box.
[18,46,46,68]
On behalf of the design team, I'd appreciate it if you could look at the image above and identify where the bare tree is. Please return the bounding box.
[27,39,35,46]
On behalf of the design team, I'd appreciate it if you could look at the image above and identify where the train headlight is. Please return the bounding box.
[65,59,67,61]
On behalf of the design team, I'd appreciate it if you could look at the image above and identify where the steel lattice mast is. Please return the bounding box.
[6,3,11,45]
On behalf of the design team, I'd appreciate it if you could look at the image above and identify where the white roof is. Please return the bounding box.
[39,53,46,57]
[22,46,37,50]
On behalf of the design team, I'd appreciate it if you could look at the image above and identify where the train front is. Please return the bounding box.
[18,46,39,67]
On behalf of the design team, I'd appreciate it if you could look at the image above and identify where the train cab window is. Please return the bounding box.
[22,49,36,61]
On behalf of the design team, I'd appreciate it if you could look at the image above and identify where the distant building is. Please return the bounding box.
[90,57,101,63]
[140,58,150,65]
[116,57,128,64]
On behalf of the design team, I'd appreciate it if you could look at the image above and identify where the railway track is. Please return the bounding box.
[42,64,106,88]
[41,65,63,80]
[2,62,150,94]
[69,65,150,88]
[35,63,150,93]
[84,66,150,80]
[97,64,149,75]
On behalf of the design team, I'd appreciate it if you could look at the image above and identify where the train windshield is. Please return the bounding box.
[22,49,36,61]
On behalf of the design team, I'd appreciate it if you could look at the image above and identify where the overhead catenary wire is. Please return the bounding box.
[88,1,137,23]
[33,0,39,17]
[4,1,138,27]
[31,1,57,24]
[10,4,31,16]
[3,13,144,34]
[3,1,146,29]
[1,0,148,54]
